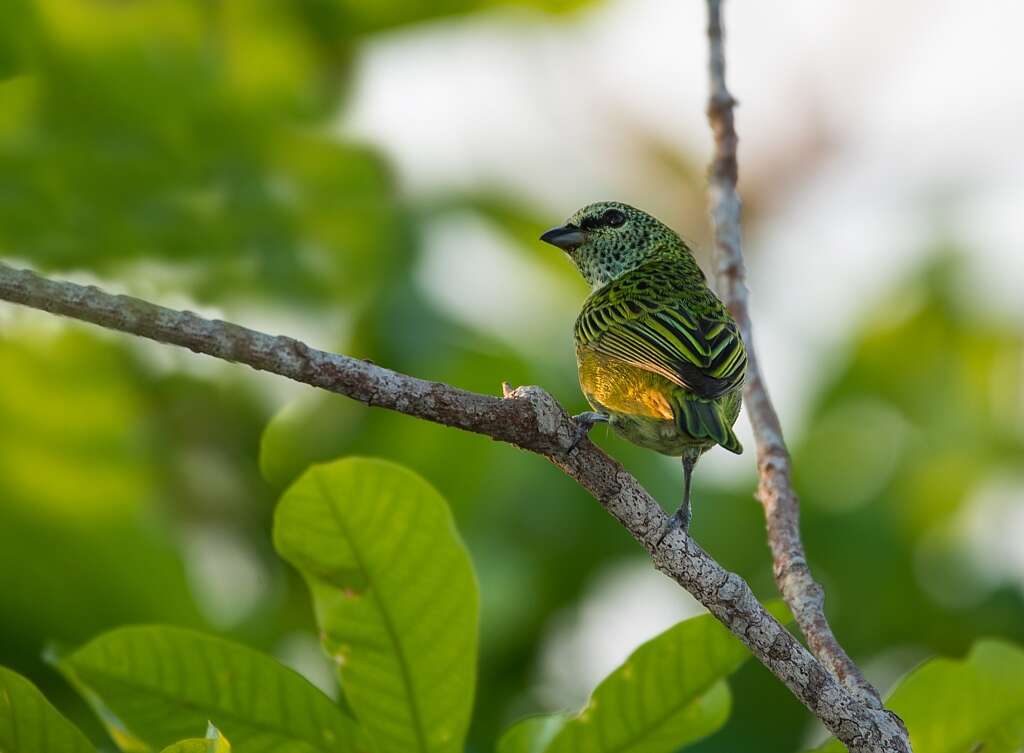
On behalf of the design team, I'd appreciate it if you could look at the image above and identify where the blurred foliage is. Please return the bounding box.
[0,1,1022,753]
[788,251,1024,661]
[331,0,593,35]
[0,0,406,305]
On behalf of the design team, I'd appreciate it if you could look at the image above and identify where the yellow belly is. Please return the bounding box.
[576,347,674,420]
[576,345,714,456]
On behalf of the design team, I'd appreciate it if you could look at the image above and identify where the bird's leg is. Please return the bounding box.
[658,454,697,545]
[568,411,609,451]
[675,454,696,530]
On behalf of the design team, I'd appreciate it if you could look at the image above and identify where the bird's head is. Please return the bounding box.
[540,201,686,288]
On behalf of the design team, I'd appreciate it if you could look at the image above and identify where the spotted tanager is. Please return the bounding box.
[541,201,747,534]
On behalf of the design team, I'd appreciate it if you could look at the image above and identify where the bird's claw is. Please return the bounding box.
[568,411,609,451]
[656,505,691,548]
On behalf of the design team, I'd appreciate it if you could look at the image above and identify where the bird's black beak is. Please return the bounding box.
[540,224,585,251]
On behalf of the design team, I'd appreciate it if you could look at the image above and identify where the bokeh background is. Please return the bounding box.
[1,1,1022,751]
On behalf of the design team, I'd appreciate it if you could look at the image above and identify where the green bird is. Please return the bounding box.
[541,201,747,534]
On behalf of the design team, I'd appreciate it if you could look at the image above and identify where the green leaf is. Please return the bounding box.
[59,626,362,753]
[158,722,231,753]
[159,742,207,753]
[810,639,1024,753]
[0,665,96,753]
[496,714,568,753]
[274,457,479,753]
[542,603,792,753]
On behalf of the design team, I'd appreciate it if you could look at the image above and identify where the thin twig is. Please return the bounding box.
[703,6,907,747]
[0,262,908,751]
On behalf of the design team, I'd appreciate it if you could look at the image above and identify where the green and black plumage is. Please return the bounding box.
[541,201,747,532]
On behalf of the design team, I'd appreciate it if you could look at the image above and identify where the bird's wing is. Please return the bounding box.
[574,261,746,399]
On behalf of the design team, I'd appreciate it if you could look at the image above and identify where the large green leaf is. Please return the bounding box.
[0,665,96,753]
[811,640,1024,753]
[274,457,479,753]
[539,604,791,753]
[59,626,362,753]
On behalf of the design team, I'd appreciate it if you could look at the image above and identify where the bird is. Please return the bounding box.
[540,201,747,537]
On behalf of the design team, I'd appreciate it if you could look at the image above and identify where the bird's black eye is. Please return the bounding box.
[603,209,626,228]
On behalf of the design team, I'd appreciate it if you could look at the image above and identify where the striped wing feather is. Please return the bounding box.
[574,263,746,400]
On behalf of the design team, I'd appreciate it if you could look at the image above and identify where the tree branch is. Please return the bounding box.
[0,261,908,750]
[703,1,910,749]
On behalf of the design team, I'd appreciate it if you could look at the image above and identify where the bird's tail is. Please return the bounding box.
[671,392,743,454]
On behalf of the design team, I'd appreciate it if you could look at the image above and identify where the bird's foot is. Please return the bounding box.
[568,411,609,451]
[656,503,692,547]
